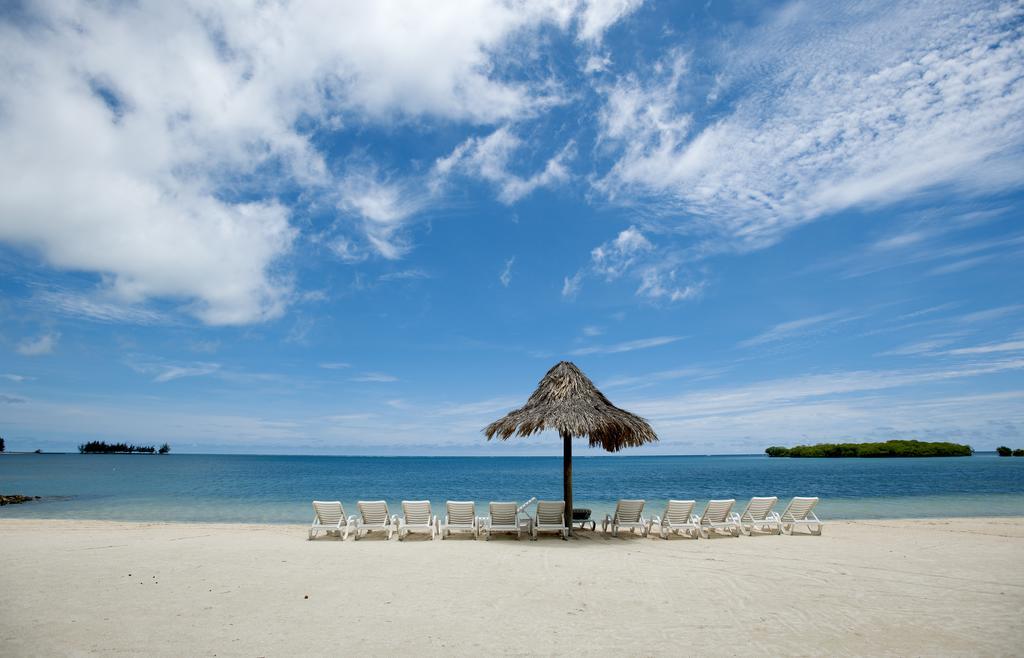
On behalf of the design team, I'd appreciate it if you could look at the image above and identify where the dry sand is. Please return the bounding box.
[1,517,1022,656]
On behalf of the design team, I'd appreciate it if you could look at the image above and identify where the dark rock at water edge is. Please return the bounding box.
[0,495,41,506]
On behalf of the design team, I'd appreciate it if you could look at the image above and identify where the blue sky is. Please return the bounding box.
[1,0,1022,454]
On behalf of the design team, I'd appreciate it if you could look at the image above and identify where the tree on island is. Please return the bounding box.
[158,443,170,454]
[1015,449,1024,457]
[996,446,1012,457]
[0,436,5,453]
[765,440,973,458]
[78,441,162,454]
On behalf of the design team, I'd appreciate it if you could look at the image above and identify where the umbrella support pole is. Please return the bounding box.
[562,431,572,537]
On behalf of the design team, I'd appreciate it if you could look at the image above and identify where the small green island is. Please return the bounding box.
[765,439,973,458]
[79,441,170,454]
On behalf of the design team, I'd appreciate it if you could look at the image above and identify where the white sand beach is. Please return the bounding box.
[1,517,1021,657]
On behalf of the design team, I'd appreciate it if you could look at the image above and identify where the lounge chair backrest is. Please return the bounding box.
[702,499,735,523]
[614,499,645,523]
[781,496,819,521]
[446,501,475,524]
[312,501,343,525]
[742,496,778,520]
[489,502,518,526]
[536,501,564,525]
[663,500,695,525]
[402,500,432,525]
[358,500,389,524]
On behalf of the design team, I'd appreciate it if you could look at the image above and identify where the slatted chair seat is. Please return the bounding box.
[648,499,699,539]
[441,501,478,539]
[397,500,437,540]
[532,500,567,540]
[309,501,355,540]
[482,502,521,540]
[779,497,823,535]
[737,496,781,536]
[697,499,740,538]
[354,500,396,540]
[603,499,648,537]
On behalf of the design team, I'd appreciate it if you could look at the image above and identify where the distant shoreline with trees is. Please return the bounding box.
[765,440,973,458]
[78,441,170,455]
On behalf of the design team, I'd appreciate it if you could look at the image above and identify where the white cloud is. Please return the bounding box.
[1,373,30,382]
[591,226,652,279]
[337,169,427,260]
[351,372,399,383]
[319,362,352,370]
[739,311,854,348]
[577,0,645,43]
[330,237,369,265]
[876,337,960,357]
[126,358,221,383]
[500,257,516,288]
[635,269,704,302]
[16,333,58,356]
[595,1,1024,252]
[562,272,584,298]
[571,335,682,356]
[602,366,718,388]
[0,2,640,326]
[568,226,704,303]
[958,305,1024,324]
[434,126,574,204]
[945,338,1024,356]
[582,325,604,337]
[35,289,167,325]
[626,358,1024,421]
[378,269,430,282]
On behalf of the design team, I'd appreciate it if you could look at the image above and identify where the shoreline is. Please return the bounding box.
[3,512,1024,527]
[1,517,1021,655]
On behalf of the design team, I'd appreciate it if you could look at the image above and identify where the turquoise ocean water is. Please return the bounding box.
[1,453,1022,523]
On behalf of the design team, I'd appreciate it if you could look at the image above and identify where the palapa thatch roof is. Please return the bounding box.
[483,361,658,452]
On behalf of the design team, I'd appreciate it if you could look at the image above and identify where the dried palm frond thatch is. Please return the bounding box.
[484,361,658,451]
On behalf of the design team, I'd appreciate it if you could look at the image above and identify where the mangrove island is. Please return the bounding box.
[765,440,973,458]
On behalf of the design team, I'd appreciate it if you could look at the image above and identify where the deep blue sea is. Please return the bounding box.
[1,453,1022,523]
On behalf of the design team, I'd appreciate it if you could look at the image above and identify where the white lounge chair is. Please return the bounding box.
[697,499,740,538]
[353,500,395,540]
[440,500,478,539]
[397,500,437,540]
[780,496,823,535]
[482,502,520,540]
[737,496,781,535]
[532,500,568,540]
[309,500,355,540]
[648,499,699,539]
[602,499,647,537]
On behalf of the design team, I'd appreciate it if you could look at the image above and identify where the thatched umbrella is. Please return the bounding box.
[483,361,658,536]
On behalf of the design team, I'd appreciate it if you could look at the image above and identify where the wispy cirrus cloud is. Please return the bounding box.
[126,358,221,383]
[34,288,167,325]
[499,257,515,288]
[566,226,704,303]
[433,126,574,204]
[739,311,855,348]
[945,336,1024,356]
[16,333,59,356]
[594,1,1024,254]
[351,372,400,383]
[570,335,682,356]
